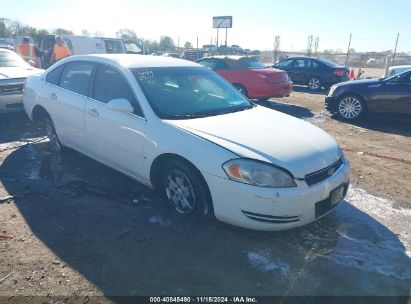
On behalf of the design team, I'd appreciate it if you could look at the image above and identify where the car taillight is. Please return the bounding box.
[334,69,344,76]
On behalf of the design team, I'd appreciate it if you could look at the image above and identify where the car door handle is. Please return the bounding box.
[88,108,99,117]
[49,93,57,100]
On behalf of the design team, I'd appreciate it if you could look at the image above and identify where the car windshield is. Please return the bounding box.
[315,58,341,67]
[0,51,29,67]
[132,67,254,119]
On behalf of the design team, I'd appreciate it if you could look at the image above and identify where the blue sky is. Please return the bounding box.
[1,0,410,53]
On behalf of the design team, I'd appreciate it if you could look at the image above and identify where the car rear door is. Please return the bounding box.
[371,72,411,114]
[45,61,95,149]
[85,63,147,177]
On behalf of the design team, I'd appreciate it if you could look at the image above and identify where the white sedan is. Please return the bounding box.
[0,48,42,113]
[23,54,350,231]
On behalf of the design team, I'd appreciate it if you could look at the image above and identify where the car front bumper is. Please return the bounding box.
[250,81,293,99]
[0,93,24,113]
[203,157,350,231]
[325,96,338,113]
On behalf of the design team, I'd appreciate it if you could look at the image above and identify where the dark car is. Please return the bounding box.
[273,57,349,91]
[325,70,411,121]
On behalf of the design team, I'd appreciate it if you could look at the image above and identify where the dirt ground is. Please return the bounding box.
[0,89,410,303]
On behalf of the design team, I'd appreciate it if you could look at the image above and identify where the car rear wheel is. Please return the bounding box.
[337,95,366,120]
[233,84,248,98]
[308,77,322,91]
[43,117,62,153]
[161,159,213,220]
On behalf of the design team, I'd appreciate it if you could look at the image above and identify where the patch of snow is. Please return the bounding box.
[149,215,171,227]
[247,251,290,275]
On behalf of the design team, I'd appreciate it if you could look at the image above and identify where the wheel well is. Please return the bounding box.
[233,83,247,90]
[32,105,50,122]
[308,75,322,82]
[151,154,198,188]
[150,153,214,209]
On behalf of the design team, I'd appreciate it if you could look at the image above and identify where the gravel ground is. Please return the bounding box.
[0,90,410,303]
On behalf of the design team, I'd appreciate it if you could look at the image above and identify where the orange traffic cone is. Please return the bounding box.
[349,68,356,80]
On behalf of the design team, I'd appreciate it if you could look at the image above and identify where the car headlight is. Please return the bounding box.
[328,85,337,96]
[222,159,297,188]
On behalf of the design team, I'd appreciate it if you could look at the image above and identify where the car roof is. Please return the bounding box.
[60,54,201,68]
[389,65,411,70]
[282,56,318,60]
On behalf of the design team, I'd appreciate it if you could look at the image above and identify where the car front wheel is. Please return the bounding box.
[337,95,366,120]
[161,159,213,220]
[308,77,322,91]
[43,117,63,153]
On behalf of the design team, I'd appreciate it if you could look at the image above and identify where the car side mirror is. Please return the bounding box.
[106,98,134,113]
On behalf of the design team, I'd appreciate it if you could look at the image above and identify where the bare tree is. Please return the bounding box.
[116,29,137,40]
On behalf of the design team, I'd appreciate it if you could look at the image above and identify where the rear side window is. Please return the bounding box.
[93,64,143,116]
[294,59,308,69]
[46,64,65,85]
[307,60,319,69]
[59,61,94,96]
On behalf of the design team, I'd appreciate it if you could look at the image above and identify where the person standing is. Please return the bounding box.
[16,37,45,68]
[51,35,71,64]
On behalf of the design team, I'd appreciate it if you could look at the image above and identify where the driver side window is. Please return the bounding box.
[93,64,143,116]
[277,59,293,69]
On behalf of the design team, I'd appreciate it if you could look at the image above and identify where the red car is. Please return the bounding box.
[197,56,293,99]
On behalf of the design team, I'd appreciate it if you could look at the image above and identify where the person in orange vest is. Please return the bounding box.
[51,35,71,64]
[16,37,45,68]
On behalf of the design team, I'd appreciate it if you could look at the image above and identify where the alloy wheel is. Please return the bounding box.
[165,169,196,215]
[308,78,321,90]
[338,96,363,119]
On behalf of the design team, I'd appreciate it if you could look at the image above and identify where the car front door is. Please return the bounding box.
[85,63,147,178]
[292,59,309,84]
[275,59,295,82]
[370,71,411,114]
[45,61,95,150]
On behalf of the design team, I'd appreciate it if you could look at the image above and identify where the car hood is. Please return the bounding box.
[335,78,381,87]
[165,106,341,178]
[0,67,42,80]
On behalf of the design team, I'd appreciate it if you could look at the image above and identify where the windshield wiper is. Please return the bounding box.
[171,113,210,119]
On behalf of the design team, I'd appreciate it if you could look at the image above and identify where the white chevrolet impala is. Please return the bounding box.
[23,54,350,231]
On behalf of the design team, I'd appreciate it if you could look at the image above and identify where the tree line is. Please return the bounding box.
[0,18,194,53]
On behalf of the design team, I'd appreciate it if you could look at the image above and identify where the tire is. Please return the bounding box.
[233,84,248,98]
[43,117,63,153]
[336,95,366,121]
[307,76,322,91]
[161,159,213,220]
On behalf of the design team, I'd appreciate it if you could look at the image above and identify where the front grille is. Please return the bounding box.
[305,157,343,186]
[242,210,300,224]
[0,83,23,95]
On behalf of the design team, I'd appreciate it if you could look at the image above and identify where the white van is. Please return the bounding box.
[39,35,142,68]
